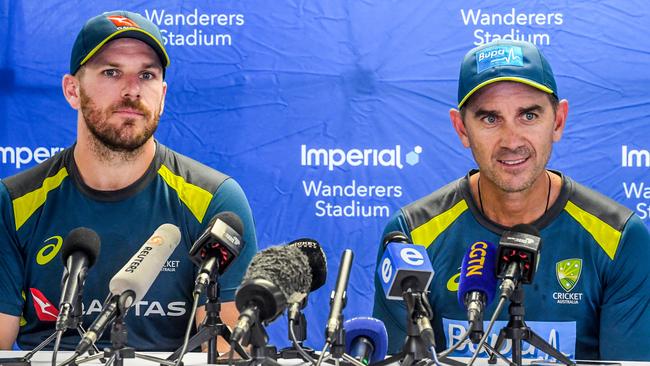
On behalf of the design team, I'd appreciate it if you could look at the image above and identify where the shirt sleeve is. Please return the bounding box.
[0,182,25,316]
[599,214,650,361]
[204,177,258,302]
[372,210,412,355]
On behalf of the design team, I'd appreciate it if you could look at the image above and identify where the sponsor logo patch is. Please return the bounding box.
[30,288,59,322]
[476,45,523,73]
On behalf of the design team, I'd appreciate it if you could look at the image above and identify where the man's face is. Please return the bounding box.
[451,82,567,193]
[76,38,167,152]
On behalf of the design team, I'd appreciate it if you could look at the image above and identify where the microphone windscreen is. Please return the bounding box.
[243,245,311,302]
[61,227,101,267]
[344,317,389,363]
[458,240,498,308]
[286,238,327,291]
[215,211,244,236]
[382,231,411,248]
[109,223,181,303]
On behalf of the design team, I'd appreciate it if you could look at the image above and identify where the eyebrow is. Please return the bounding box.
[98,62,162,71]
[472,104,545,118]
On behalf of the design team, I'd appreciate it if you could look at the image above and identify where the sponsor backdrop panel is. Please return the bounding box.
[2,0,649,350]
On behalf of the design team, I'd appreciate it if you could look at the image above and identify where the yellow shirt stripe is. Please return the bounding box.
[157,165,213,223]
[564,200,621,260]
[13,168,68,231]
[411,200,469,248]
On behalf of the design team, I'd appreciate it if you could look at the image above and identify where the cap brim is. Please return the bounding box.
[79,28,170,69]
[458,76,554,108]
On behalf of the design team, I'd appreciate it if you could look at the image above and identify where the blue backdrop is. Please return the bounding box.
[2,0,649,350]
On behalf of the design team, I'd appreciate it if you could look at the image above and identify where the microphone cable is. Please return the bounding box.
[437,326,470,358]
[467,296,508,366]
[51,329,64,366]
[288,318,316,364]
[174,291,201,366]
[315,342,329,366]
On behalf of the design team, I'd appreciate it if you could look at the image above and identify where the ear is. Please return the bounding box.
[552,99,569,142]
[159,81,168,116]
[62,74,81,110]
[450,108,471,148]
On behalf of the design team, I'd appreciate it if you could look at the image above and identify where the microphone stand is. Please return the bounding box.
[166,276,248,364]
[0,294,104,366]
[74,294,175,366]
[229,319,278,366]
[374,292,463,366]
[487,284,574,366]
[279,299,317,360]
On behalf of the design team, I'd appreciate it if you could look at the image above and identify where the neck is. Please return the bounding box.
[472,170,560,227]
[74,128,156,191]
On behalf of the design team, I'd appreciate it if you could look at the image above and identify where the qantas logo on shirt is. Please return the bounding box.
[30,288,59,321]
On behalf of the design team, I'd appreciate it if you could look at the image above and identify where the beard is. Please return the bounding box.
[79,88,160,155]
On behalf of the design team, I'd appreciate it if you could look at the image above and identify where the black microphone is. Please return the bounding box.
[325,249,354,343]
[56,227,101,331]
[496,224,542,299]
[231,245,312,344]
[285,238,327,322]
[75,224,181,355]
[188,211,244,295]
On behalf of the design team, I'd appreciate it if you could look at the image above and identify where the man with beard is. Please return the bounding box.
[373,40,650,361]
[0,11,258,353]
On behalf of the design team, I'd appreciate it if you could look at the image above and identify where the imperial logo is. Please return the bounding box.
[107,15,140,28]
[476,45,523,73]
[300,145,422,171]
[30,288,59,322]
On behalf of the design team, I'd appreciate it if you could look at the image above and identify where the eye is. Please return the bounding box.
[482,114,497,125]
[140,71,156,80]
[523,112,536,121]
[102,69,120,78]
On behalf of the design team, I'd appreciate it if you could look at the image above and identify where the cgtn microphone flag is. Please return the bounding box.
[378,242,433,300]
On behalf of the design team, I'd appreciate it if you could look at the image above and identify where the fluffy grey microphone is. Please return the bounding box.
[232,245,311,343]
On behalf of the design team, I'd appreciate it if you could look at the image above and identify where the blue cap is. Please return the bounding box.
[457,40,557,108]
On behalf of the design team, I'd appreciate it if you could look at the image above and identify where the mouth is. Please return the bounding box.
[113,109,145,117]
[497,157,529,167]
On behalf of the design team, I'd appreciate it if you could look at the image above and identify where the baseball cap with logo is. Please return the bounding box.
[69,10,170,76]
[457,40,557,108]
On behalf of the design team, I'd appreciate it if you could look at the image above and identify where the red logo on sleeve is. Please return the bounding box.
[107,15,140,28]
[30,288,59,321]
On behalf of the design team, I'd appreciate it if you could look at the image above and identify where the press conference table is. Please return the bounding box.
[0,351,645,366]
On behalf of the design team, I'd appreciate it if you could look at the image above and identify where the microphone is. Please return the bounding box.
[325,249,354,343]
[75,223,181,355]
[188,212,244,295]
[377,232,435,347]
[344,317,388,365]
[285,238,327,322]
[231,244,312,344]
[457,240,498,343]
[496,224,542,299]
[56,227,101,331]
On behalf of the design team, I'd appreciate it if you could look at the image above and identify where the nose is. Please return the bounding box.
[121,75,141,100]
[499,120,525,151]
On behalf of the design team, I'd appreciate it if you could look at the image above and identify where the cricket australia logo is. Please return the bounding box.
[552,258,584,305]
[556,258,582,292]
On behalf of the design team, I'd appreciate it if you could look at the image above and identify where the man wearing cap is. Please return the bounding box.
[373,40,650,360]
[0,11,257,352]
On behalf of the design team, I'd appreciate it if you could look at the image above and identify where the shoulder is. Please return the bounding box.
[563,176,635,260]
[156,143,230,194]
[1,148,70,200]
[401,177,467,230]
[565,177,633,232]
